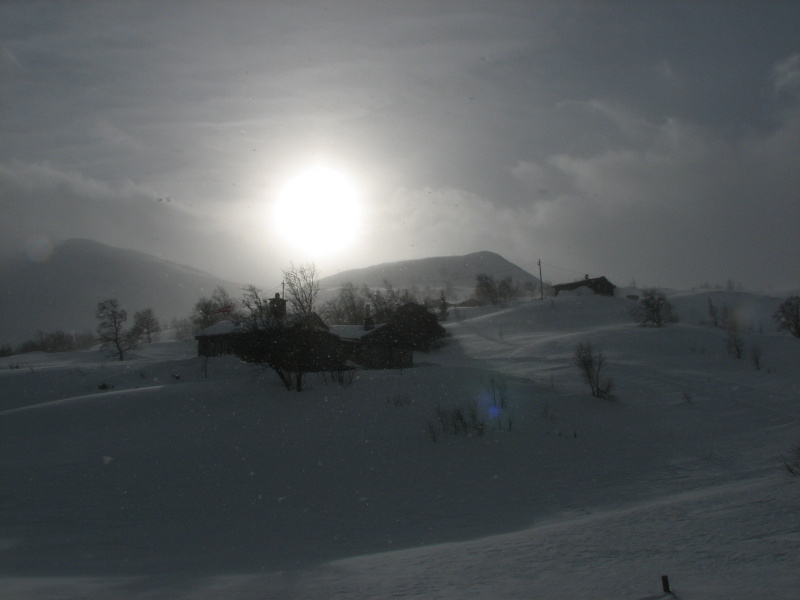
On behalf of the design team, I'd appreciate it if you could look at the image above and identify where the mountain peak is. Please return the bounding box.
[0,239,242,346]
[320,251,538,300]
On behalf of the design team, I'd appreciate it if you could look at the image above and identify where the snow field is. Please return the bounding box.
[1,289,799,598]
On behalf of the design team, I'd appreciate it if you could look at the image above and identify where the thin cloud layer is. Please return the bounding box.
[1,2,798,289]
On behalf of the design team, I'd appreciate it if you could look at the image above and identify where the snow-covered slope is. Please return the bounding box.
[0,239,243,346]
[1,288,798,599]
[320,250,540,302]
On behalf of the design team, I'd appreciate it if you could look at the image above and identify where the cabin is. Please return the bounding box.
[332,323,414,370]
[552,275,616,297]
[195,320,244,357]
[197,315,413,370]
[234,326,349,373]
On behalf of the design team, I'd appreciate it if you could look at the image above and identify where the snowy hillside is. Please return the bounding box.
[0,239,244,346]
[320,250,540,302]
[1,288,799,599]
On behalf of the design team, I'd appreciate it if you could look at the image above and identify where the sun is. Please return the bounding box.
[272,166,362,256]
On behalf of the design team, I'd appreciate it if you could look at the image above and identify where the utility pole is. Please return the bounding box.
[538,259,544,301]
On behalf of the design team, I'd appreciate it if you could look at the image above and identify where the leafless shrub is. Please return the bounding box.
[750,342,762,371]
[773,296,800,338]
[426,420,439,442]
[488,377,509,409]
[725,318,745,359]
[450,406,467,434]
[435,405,448,431]
[574,342,614,399]
[783,442,800,477]
[431,402,486,438]
[707,297,719,327]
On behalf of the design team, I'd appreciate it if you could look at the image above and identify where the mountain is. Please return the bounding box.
[320,251,540,301]
[0,239,243,346]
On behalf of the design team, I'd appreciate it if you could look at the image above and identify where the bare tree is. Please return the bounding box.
[191,286,237,332]
[725,317,745,359]
[574,342,614,399]
[283,263,320,324]
[474,273,500,306]
[240,284,272,331]
[707,297,719,327]
[773,295,800,338]
[131,308,160,343]
[96,298,136,361]
[320,281,366,325]
[497,276,520,304]
[784,441,800,476]
[631,289,678,327]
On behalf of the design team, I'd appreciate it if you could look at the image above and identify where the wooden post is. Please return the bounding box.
[538,259,544,301]
[661,575,671,593]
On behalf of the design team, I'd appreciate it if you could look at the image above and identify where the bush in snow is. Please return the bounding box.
[574,342,614,399]
[725,317,746,359]
[750,341,762,371]
[783,442,800,477]
[630,289,678,327]
[773,295,800,338]
[707,297,720,327]
[430,401,486,439]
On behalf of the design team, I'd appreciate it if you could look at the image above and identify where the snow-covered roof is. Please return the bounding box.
[197,320,242,337]
[329,323,387,340]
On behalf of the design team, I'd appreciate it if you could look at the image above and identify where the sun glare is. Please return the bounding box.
[272,166,362,256]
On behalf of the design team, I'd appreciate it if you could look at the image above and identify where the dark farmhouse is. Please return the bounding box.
[197,317,414,371]
[333,323,414,370]
[195,320,244,357]
[552,276,617,297]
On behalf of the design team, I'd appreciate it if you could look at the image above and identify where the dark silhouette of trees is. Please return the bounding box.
[12,330,95,354]
[233,326,345,391]
[774,296,800,338]
[96,298,136,361]
[474,273,499,305]
[474,274,520,306]
[631,289,678,327]
[283,263,320,325]
[240,284,273,331]
[131,308,160,343]
[362,280,419,322]
[386,303,446,350]
[191,286,237,332]
[320,281,367,325]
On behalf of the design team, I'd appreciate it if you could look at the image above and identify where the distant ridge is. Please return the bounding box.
[320,251,539,300]
[0,239,242,346]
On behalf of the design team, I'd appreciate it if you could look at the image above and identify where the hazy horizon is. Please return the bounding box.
[2,1,799,290]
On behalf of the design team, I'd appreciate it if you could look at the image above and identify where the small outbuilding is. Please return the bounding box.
[331,323,413,370]
[195,320,244,357]
[553,275,617,297]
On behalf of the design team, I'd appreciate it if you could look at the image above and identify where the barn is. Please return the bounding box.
[552,276,617,297]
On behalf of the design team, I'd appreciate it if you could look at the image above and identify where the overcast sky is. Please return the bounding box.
[2,1,798,291]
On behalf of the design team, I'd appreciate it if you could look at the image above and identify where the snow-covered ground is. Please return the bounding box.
[1,289,799,599]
